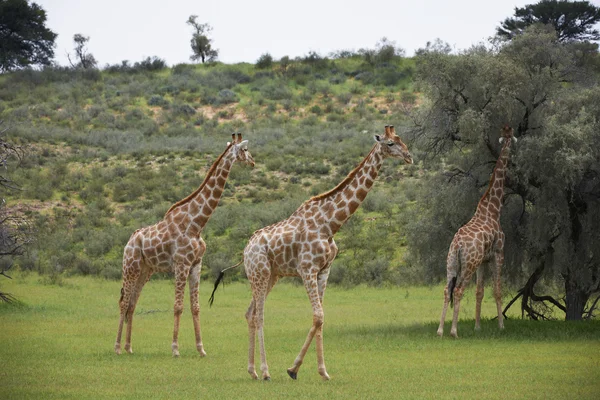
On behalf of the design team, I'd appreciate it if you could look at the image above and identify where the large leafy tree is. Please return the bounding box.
[186,16,218,63]
[407,25,600,320]
[497,0,600,42]
[0,122,32,302]
[0,0,57,72]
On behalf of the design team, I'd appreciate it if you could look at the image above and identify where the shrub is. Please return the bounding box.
[148,95,168,106]
[217,89,238,104]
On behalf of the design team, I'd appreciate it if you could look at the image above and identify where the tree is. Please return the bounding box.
[186,16,218,63]
[0,122,32,302]
[255,53,273,69]
[67,33,97,69]
[0,0,57,72]
[406,25,600,320]
[497,0,600,42]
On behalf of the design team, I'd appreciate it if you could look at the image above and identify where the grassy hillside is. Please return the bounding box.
[1,55,422,285]
[1,275,598,399]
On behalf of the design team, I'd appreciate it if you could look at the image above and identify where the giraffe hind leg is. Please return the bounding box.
[124,267,151,354]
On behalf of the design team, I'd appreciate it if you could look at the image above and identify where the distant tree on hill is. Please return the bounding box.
[255,53,273,69]
[359,37,405,66]
[497,0,600,42]
[67,34,97,69]
[0,0,57,72]
[187,16,218,63]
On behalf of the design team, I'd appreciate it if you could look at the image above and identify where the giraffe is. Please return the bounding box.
[437,125,516,338]
[114,133,254,357]
[210,125,412,380]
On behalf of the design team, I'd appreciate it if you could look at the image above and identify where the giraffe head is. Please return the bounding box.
[374,125,413,164]
[229,132,255,167]
[498,125,517,144]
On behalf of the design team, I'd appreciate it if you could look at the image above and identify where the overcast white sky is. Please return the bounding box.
[35,0,585,66]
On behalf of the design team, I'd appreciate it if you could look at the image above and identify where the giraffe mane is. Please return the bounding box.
[478,133,512,206]
[309,144,377,202]
[164,142,234,216]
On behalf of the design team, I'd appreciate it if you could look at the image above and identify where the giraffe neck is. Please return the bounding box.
[311,144,385,235]
[166,146,236,234]
[475,138,513,220]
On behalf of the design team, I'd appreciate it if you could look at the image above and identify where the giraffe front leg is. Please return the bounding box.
[288,271,328,380]
[475,268,484,331]
[172,271,188,357]
[188,262,207,357]
[315,267,331,380]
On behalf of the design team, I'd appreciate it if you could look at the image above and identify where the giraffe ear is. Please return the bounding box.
[238,140,248,149]
[512,137,518,144]
[227,142,231,146]
[374,135,382,143]
[499,137,505,144]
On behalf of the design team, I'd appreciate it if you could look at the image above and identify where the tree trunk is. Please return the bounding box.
[564,284,588,320]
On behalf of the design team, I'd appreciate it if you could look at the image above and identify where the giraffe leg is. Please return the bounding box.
[115,257,141,354]
[124,267,151,354]
[438,247,459,337]
[172,266,190,357]
[437,282,451,337]
[188,262,207,357]
[493,243,505,330]
[475,268,484,331]
[450,263,477,338]
[287,271,327,381]
[255,291,270,380]
[315,267,331,380]
[245,298,258,380]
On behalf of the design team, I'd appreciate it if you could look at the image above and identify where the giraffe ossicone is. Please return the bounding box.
[114,132,254,357]
[210,125,412,381]
[437,125,516,338]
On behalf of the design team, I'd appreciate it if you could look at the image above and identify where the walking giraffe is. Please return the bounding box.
[210,125,413,380]
[115,133,254,357]
[437,125,516,338]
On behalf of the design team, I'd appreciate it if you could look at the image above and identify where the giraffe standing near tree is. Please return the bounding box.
[115,133,254,357]
[210,125,413,380]
[437,125,516,338]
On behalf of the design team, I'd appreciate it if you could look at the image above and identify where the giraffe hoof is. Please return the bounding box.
[263,376,271,381]
[250,372,258,380]
[450,332,459,339]
[287,369,297,380]
[197,347,207,357]
[320,372,330,381]
[172,350,180,358]
[436,329,444,337]
[115,348,121,355]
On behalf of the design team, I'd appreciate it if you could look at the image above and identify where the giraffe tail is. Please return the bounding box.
[208,259,244,307]
[448,247,462,307]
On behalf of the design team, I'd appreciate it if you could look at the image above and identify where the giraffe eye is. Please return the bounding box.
[387,142,394,147]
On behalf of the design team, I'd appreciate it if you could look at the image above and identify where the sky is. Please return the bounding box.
[34,0,577,67]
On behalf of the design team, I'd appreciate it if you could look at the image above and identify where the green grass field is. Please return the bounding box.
[1,274,599,399]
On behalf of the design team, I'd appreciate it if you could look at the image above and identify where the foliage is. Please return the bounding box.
[187,16,218,63]
[497,0,600,42]
[0,0,57,72]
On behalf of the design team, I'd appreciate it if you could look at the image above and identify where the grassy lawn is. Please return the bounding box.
[1,274,599,399]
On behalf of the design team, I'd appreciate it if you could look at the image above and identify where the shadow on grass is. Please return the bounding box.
[333,318,600,342]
